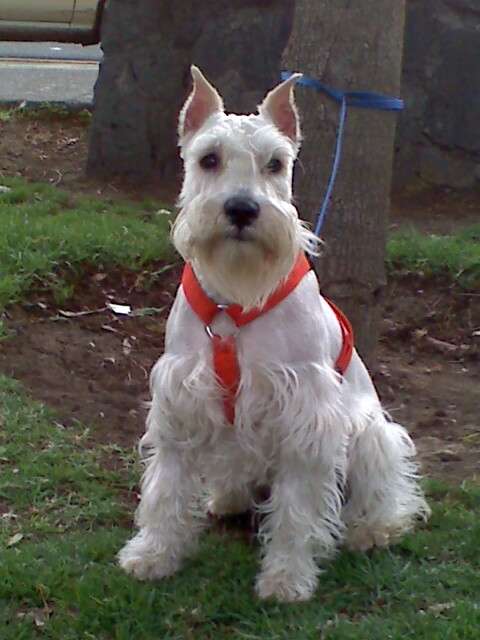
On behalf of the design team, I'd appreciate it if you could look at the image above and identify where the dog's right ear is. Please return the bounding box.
[179,66,224,140]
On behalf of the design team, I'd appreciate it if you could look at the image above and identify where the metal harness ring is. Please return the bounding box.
[205,324,216,340]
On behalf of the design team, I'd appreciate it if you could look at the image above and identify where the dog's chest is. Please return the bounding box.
[153,274,342,434]
[165,271,329,364]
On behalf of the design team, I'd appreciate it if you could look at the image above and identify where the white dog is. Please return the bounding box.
[119,66,429,602]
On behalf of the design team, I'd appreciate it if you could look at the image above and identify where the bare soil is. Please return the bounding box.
[391,186,480,233]
[0,111,176,201]
[0,113,479,484]
[0,111,91,188]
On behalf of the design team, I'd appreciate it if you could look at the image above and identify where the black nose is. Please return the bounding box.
[224,196,260,229]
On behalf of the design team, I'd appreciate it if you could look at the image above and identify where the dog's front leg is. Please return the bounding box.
[256,450,345,602]
[118,444,203,581]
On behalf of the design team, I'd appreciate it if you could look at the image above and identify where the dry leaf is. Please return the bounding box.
[122,338,132,356]
[17,606,52,628]
[101,324,120,334]
[92,272,107,282]
[427,602,455,616]
[425,336,458,353]
[7,532,24,547]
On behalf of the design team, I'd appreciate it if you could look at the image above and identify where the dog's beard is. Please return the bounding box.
[195,236,294,311]
[173,198,318,310]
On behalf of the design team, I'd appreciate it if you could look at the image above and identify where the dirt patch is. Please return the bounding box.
[391,186,480,234]
[0,112,90,187]
[0,262,182,448]
[376,276,479,482]
[0,266,478,483]
[0,112,175,201]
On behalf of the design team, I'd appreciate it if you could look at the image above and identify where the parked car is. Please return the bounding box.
[0,0,106,45]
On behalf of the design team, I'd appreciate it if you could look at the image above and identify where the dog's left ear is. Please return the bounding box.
[179,65,224,140]
[258,73,302,144]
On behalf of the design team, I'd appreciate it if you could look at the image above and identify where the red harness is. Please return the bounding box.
[181,254,353,424]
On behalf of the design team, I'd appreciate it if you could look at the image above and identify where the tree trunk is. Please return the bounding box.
[283,1,406,365]
[87,0,294,191]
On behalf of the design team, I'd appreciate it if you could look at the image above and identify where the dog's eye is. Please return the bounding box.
[199,153,220,170]
[266,158,283,174]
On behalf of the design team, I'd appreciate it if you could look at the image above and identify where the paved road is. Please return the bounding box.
[0,41,101,105]
[0,41,101,61]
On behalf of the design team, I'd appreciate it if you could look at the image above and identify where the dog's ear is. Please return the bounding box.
[258,73,302,143]
[179,66,224,140]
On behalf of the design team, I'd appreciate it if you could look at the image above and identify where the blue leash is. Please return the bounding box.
[281,71,404,236]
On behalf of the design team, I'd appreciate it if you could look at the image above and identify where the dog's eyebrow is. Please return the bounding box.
[250,125,294,158]
[189,133,223,157]
[268,144,292,158]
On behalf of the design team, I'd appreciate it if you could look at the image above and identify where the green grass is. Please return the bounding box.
[0,177,173,309]
[0,104,92,124]
[387,224,480,288]
[1,376,479,639]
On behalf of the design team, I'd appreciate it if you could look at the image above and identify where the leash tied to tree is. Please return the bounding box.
[280,71,404,236]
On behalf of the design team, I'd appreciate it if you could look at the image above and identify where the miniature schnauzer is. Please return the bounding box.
[119,66,429,602]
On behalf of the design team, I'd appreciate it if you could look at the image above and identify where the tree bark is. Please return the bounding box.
[283,1,406,365]
[87,0,294,191]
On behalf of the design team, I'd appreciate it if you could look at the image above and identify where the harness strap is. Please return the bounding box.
[212,335,239,425]
[325,299,353,375]
[181,255,354,423]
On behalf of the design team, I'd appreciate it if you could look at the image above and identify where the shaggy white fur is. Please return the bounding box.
[119,66,430,602]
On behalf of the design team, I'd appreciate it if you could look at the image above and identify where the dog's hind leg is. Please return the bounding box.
[255,446,346,602]
[343,412,430,551]
[118,444,204,580]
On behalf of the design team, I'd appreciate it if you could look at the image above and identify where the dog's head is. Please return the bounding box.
[173,66,318,310]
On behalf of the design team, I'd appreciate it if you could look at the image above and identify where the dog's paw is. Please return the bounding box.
[118,535,182,581]
[255,570,317,602]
